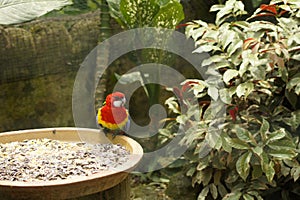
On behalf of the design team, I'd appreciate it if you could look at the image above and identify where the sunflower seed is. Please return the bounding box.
[0,139,130,182]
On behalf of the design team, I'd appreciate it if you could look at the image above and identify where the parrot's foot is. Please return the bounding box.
[102,128,126,139]
[111,130,126,138]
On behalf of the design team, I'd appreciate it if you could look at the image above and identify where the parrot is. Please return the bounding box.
[97,92,130,137]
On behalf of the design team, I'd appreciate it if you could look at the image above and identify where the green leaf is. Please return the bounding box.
[247,191,263,200]
[227,40,243,57]
[265,161,275,183]
[221,30,236,49]
[285,90,298,109]
[243,194,254,200]
[193,45,221,53]
[267,139,296,151]
[214,0,237,26]
[203,29,219,41]
[190,26,206,41]
[252,165,263,179]
[208,86,219,101]
[260,118,269,141]
[202,55,227,66]
[165,97,180,114]
[236,151,252,181]
[234,126,254,143]
[236,82,254,98]
[219,88,232,104]
[218,183,228,198]
[209,183,218,199]
[225,137,250,150]
[252,146,263,156]
[291,166,300,181]
[223,69,239,84]
[210,4,224,12]
[260,152,275,182]
[287,77,300,94]
[107,0,124,25]
[223,191,242,200]
[268,149,297,159]
[238,61,249,77]
[186,166,196,177]
[120,0,159,28]
[221,134,232,153]
[151,1,184,28]
[248,21,280,32]
[267,128,286,143]
[0,0,72,25]
[198,185,209,200]
[232,21,249,29]
[202,168,213,186]
[190,80,207,95]
[283,111,300,131]
[249,64,267,80]
[225,170,239,183]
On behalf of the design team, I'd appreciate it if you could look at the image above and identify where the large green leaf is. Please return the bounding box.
[287,77,300,95]
[291,166,300,181]
[219,88,231,104]
[260,118,269,142]
[243,194,254,200]
[218,183,228,198]
[151,1,184,28]
[120,0,159,28]
[266,128,286,143]
[236,81,254,98]
[234,126,255,144]
[114,0,183,29]
[0,0,72,25]
[197,185,209,200]
[267,139,296,151]
[107,0,125,26]
[268,149,297,159]
[208,86,219,101]
[209,183,218,199]
[223,69,239,85]
[225,137,250,150]
[222,191,242,200]
[236,151,252,181]
[252,164,263,179]
[260,152,275,182]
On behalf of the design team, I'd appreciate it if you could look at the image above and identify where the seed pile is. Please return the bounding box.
[0,139,130,182]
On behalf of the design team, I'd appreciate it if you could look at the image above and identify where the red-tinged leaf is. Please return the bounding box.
[173,87,182,98]
[243,38,255,49]
[253,13,277,18]
[244,38,255,44]
[260,4,277,15]
[176,23,188,29]
[243,38,259,50]
[182,81,199,92]
[229,106,238,121]
[279,10,288,16]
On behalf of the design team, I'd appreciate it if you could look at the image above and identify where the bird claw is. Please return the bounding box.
[101,128,125,139]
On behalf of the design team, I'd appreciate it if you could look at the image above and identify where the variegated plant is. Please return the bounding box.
[162,0,300,199]
[106,0,184,108]
[0,0,72,25]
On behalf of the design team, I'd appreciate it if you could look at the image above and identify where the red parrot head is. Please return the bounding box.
[105,92,126,108]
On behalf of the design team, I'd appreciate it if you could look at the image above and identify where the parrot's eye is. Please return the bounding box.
[113,96,122,100]
[112,96,125,107]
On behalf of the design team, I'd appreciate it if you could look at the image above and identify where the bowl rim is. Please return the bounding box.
[0,127,143,188]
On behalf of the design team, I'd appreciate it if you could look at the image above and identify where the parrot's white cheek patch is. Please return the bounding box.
[113,100,122,107]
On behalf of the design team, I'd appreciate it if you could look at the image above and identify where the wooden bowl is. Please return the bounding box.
[0,127,143,199]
